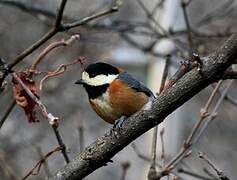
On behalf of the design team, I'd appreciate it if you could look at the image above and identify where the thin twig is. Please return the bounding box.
[148,56,170,179]
[8,0,69,69]
[39,58,82,91]
[186,80,223,144]
[178,168,217,180]
[0,100,16,129]
[193,80,233,144]
[150,0,165,16]
[131,143,162,168]
[63,5,119,30]
[181,0,195,57]
[8,27,57,69]
[199,152,230,180]
[31,34,80,71]
[197,0,236,27]
[54,0,68,28]
[136,0,167,36]
[154,80,223,179]
[35,146,51,178]
[159,55,171,94]
[22,146,63,180]
[7,1,118,70]
[52,127,70,163]
[12,73,70,163]
[204,168,219,179]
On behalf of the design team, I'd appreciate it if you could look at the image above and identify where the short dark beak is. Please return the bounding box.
[75,79,85,85]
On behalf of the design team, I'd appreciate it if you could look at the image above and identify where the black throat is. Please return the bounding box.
[83,84,109,99]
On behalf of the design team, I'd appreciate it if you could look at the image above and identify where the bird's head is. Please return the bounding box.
[75,62,120,87]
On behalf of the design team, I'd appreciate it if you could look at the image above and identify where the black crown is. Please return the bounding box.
[85,62,119,78]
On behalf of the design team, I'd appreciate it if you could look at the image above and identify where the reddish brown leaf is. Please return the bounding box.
[12,72,40,123]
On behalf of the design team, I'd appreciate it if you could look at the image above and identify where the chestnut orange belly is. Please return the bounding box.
[89,79,149,124]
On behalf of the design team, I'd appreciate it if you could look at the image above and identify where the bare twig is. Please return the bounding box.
[178,168,217,180]
[159,55,171,94]
[197,0,236,26]
[22,146,63,180]
[52,127,70,163]
[199,152,230,180]
[150,0,165,16]
[153,79,233,179]
[136,0,167,36]
[8,28,57,69]
[12,73,57,122]
[4,1,119,78]
[54,0,68,28]
[12,72,70,163]
[204,168,219,179]
[153,80,223,179]
[181,0,194,56]
[8,0,69,69]
[193,80,233,144]
[31,34,80,71]
[149,55,170,179]
[63,5,119,30]
[35,146,51,178]
[131,143,162,168]
[187,80,223,144]
[39,58,82,91]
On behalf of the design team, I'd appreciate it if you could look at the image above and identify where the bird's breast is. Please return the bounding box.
[89,91,118,124]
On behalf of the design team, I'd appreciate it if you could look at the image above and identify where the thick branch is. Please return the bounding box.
[50,34,237,180]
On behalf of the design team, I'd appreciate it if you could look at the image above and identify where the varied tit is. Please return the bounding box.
[75,62,154,125]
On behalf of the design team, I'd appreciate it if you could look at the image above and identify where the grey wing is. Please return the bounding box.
[118,71,154,98]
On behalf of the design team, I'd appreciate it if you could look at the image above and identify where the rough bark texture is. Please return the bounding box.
[50,34,237,180]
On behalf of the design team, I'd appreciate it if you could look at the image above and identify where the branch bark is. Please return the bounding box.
[50,34,237,180]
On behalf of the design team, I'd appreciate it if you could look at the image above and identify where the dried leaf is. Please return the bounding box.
[12,72,40,122]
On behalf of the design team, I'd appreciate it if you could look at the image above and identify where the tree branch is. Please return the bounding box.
[5,1,118,74]
[50,34,237,180]
[54,0,68,28]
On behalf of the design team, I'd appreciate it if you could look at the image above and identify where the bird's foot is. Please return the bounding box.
[113,116,127,129]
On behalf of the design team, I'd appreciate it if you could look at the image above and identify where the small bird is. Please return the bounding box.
[75,62,154,125]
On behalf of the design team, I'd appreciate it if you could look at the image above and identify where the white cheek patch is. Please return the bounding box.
[82,72,118,86]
